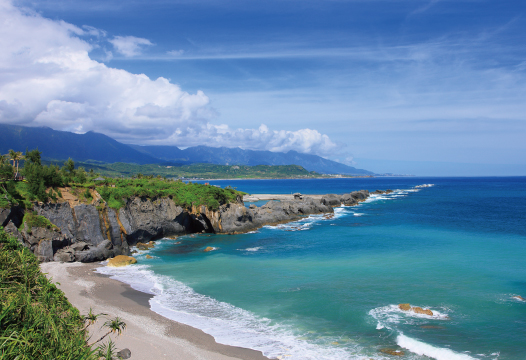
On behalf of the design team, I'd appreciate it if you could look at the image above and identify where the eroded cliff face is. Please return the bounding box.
[1,189,374,263]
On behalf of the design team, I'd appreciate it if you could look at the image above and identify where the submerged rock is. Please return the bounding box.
[145,254,153,259]
[512,295,525,301]
[107,255,137,267]
[203,246,216,252]
[380,348,405,356]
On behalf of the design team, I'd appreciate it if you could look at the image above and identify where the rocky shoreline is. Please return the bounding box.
[1,188,392,263]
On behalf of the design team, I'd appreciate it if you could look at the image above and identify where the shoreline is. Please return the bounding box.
[243,194,325,202]
[40,262,271,360]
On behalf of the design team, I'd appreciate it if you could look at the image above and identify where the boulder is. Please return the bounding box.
[136,242,154,250]
[54,248,75,262]
[398,303,411,311]
[412,307,433,316]
[76,240,115,263]
[71,241,89,252]
[350,190,369,201]
[145,255,153,259]
[340,193,358,206]
[320,194,341,207]
[107,255,137,267]
[204,246,216,252]
[116,348,131,359]
[249,204,257,209]
[293,193,303,200]
[512,295,525,301]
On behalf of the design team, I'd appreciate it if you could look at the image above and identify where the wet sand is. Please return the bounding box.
[40,262,271,360]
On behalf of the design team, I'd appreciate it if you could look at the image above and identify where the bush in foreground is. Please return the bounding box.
[0,228,97,359]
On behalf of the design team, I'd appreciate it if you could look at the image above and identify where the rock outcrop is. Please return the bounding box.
[399,303,433,316]
[107,255,137,267]
[2,188,377,263]
[398,303,411,311]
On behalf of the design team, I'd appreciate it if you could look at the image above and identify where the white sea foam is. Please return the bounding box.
[397,334,476,360]
[97,265,370,360]
[244,247,262,252]
[369,305,449,330]
[353,213,364,217]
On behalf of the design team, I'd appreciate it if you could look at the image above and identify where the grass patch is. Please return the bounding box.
[20,211,60,232]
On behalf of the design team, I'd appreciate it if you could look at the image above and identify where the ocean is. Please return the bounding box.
[98,177,526,360]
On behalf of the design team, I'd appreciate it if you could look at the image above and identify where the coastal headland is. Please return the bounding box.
[2,184,388,263]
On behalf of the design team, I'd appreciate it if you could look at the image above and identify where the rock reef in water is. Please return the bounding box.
[398,303,434,316]
[2,188,376,263]
[107,255,137,267]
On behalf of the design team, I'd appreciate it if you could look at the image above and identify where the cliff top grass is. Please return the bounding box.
[0,227,96,359]
[19,211,60,232]
[95,178,245,210]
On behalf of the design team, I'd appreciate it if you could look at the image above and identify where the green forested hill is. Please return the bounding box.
[70,161,320,179]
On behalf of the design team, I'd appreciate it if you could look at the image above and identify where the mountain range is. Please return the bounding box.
[0,124,373,175]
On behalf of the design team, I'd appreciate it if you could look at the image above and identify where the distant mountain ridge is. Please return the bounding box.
[0,124,373,175]
[131,145,372,175]
[0,124,158,164]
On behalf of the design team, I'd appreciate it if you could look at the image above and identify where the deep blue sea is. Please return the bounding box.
[99,177,526,360]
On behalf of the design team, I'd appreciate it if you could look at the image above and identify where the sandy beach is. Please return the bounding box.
[40,262,270,360]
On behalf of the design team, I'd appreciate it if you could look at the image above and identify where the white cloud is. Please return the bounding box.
[109,35,153,57]
[81,25,107,37]
[167,49,184,57]
[0,0,339,158]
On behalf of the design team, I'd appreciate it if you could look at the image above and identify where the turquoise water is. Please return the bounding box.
[99,178,526,359]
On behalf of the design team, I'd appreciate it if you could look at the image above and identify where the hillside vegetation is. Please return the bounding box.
[0,228,96,359]
[1,149,245,210]
[73,161,320,179]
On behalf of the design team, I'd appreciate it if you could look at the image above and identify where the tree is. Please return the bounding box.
[25,148,42,166]
[87,317,126,346]
[64,158,75,174]
[0,155,13,182]
[7,150,24,174]
[8,149,16,167]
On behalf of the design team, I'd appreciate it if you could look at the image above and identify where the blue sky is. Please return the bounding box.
[2,0,526,175]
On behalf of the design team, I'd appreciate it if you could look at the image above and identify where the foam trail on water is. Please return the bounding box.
[97,265,369,360]
[397,334,477,360]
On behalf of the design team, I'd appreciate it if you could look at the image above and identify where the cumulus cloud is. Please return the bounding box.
[109,35,153,57]
[0,0,338,157]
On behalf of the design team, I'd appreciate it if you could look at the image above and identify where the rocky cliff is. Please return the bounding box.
[1,189,378,262]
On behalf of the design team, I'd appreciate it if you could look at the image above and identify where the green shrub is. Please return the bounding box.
[0,228,97,359]
[96,178,244,210]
